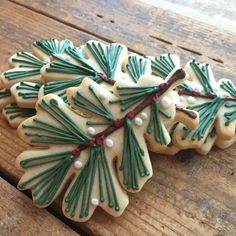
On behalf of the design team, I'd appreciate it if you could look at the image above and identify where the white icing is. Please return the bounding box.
[99,92,107,100]
[140,112,148,120]
[194,86,202,93]
[223,92,230,97]
[160,96,172,109]
[105,138,113,148]
[87,127,96,135]
[187,96,196,104]
[91,198,99,206]
[74,160,83,169]
[66,55,72,60]
[134,117,143,126]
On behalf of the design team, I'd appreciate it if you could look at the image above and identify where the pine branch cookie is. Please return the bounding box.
[16,67,187,221]
[0,39,74,127]
[173,59,236,154]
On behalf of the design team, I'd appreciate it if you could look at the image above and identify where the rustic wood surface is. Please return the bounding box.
[0,177,80,236]
[0,0,236,235]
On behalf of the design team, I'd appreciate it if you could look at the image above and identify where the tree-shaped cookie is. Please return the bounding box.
[16,68,187,221]
[173,59,236,154]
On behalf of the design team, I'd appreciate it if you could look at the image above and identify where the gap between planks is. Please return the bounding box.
[7,0,226,65]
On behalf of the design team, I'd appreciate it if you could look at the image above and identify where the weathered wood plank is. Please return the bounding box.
[0,1,235,235]
[0,177,80,236]
[11,0,236,81]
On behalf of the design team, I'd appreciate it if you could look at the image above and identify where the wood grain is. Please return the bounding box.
[0,0,235,235]
[11,0,236,81]
[0,177,79,236]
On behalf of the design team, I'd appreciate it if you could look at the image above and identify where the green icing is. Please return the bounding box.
[33,38,73,55]
[183,97,224,140]
[45,53,101,83]
[147,102,171,144]
[86,41,122,81]
[44,77,84,103]
[0,89,11,99]
[72,85,115,121]
[220,80,236,97]
[4,52,46,81]
[18,153,73,206]
[190,60,214,94]
[120,119,149,190]
[23,98,91,144]
[65,145,120,218]
[224,101,236,125]
[20,151,72,168]
[4,103,36,120]
[204,127,216,144]
[148,53,175,79]
[16,82,41,99]
[126,55,148,82]
[110,85,157,111]
[220,81,236,125]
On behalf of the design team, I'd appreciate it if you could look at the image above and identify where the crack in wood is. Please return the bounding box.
[149,34,173,45]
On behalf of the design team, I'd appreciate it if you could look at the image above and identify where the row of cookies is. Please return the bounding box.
[1,38,235,221]
[2,39,236,155]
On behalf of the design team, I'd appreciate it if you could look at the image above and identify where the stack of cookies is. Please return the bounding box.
[1,39,235,222]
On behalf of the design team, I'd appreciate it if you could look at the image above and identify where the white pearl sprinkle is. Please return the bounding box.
[179,96,184,102]
[223,92,230,97]
[194,86,202,93]
[74,160,83,169]
[140,112,148,120]
[87,127,96,135]
[187,96,196,104]
[99,92,107,100]
[134,117,143,126]
[105,138,113,148]
[91,198,99,206]
[160,96,172,109]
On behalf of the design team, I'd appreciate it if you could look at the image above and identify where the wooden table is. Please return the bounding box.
[0,0,236,235]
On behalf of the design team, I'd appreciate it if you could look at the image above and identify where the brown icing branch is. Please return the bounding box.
[72,69,186,157]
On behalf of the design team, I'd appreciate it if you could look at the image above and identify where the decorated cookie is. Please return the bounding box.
[0,39,77,126]
[32,38,74,62]
[172,60,236,154]
[147,53,181,79]
[11,82,42,108]
[40,40,128,83]
[16,67,187,221]
[1,52,46,89]
[2,103,36,128]
[0,89,14,110]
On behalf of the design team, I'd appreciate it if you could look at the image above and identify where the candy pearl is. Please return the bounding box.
[87,127,96,135]
[99,93,107,100]
[160,96,172,109]
[105,138,113,148]
[194,86,202,93]
[134,117,143,126]
[187,96,196,104]
[223,92,230,97]
[140,112,148,120]
[91,198,99,206]
[74,160,83,169]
